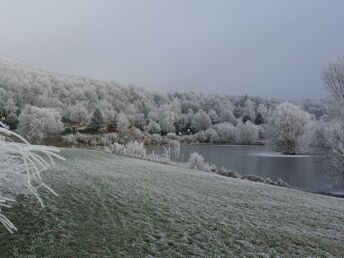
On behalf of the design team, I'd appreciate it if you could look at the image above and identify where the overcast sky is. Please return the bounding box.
[0,0,343,100]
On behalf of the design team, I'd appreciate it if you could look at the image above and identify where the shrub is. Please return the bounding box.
[187,152,210,172]
[125,141,146,158]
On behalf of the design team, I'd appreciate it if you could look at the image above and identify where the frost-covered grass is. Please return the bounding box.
[0,149,343,257]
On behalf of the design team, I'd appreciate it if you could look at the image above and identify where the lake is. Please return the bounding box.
[147,144,333,192]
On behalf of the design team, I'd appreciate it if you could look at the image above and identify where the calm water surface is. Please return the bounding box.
[147,144,332,192]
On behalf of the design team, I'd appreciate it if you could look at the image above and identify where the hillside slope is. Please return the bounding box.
[1,149,343,257]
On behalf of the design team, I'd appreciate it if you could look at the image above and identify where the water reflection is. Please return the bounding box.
[147,145,331,192]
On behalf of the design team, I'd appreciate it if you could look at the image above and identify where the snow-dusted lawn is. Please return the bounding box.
[1,149,343,257]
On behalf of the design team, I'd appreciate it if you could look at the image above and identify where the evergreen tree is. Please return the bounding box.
[89,108,104,132]
[254,113,264,125]
[242,115,251,124]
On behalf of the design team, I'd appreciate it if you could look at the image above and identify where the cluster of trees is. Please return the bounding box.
[0,57,324,145]
[1,55,344,182]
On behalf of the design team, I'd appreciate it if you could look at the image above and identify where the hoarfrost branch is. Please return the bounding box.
[0,121,65,233]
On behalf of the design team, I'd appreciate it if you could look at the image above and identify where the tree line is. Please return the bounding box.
[0,56,343,183]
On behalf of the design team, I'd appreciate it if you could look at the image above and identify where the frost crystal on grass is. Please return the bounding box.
[0,122,65,233]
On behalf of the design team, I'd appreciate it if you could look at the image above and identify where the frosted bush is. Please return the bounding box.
[150,133,163,145]
[125,141,146,158]
[0,122,64,233]
[111,141,146,158]
[127,127,144,142]
[194,131,208,143]
[111,143,126,156]
[166,132,177,140]
[62,133,78,145]
[187,152,210,172]
[147,121,161,134]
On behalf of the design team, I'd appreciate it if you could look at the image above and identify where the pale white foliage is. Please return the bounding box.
[322,56,344,106]
[266,102,312,154]
[322,119,344,183]
[321,57,344,183]
[17,105,64,144]
[215,122,237,143]
[205,128,219,143]
[191,110,211,132]
[220,109,236,124]
[159,111,175,133]
[0,122,64,233]
[69,103,88,124]
[111,141,146,158]
[147,121,161,134]
[236,121,260,144]
[187,152,210,172]
[117,113,130,134]
[243,99,256,118]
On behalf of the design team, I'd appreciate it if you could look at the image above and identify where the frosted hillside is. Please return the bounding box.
[1,149,343,257]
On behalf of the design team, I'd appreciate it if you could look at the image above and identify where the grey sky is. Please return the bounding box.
[0,0,343,100]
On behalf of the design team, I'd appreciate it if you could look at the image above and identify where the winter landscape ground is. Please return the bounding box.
[1,149,343,257]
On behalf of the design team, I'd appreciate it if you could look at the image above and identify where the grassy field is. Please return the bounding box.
[1,149,343,257]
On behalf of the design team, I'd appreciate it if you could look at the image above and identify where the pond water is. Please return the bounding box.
[147,144,332,192]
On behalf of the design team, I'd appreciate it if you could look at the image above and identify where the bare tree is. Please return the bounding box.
[321,57,344,184]
[322,57,344,105]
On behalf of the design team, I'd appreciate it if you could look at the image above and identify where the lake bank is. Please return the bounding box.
[43,137,342,196]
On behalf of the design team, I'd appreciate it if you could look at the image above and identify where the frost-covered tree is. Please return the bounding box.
[214,122,237,143]
[17,105,64,143]
[205,128,219,143]
[236,121,259,144]
[159,111,175,134]
[220,109,236,124]
[257,103,269,121]
[117,113,130,134]
[243,99,256,119]
[266,102,312,154]
[322,119,344,183]
[320,57,344,183]
[69,103,88,124]
[191,110,211,132]
[208,110,220,124]
[147,121,161,134]
[89,108,104,132]
[322,56,344,107]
